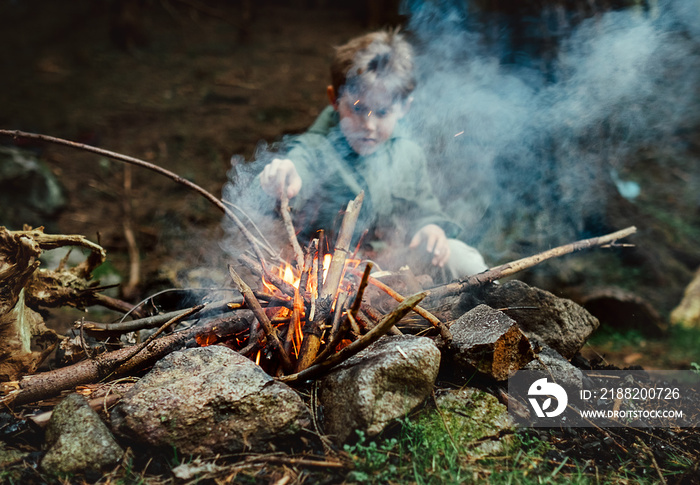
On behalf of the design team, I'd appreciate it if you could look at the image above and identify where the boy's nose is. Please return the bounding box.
[360,112,377,131]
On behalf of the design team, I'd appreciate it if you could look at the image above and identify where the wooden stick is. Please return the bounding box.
[316,230,325,298]
[121,164,140,300]
[321,191,364,300]
[428,226,638,300]
[0,129,268,263]
[360,304,403,336]
[310,291,349,366]
[106,305,204,375]
[4,308,252,407]
[238,253,298,298]
[349,262,373,320]
[352,269,449,341]
[228,265,293,372]
[279,192,305,271]
[298,239,317,295]
[279,292,426,384]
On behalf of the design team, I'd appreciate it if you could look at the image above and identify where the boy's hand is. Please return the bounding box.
[260,158,302,200]
[409,224,450,267]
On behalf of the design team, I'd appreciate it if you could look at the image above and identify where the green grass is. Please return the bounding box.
[343,415,607,484]
[588,325,700,367]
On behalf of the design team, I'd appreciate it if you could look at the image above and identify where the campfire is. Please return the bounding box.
[0,130,639,405]
[2,129,666,483]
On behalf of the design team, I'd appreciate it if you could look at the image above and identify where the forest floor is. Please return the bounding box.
[1,2,700,483]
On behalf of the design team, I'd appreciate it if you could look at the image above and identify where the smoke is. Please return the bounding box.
[221,0,700,271]
[401,0,700,259]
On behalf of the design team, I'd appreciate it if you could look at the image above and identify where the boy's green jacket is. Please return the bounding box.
[284,106,462,245]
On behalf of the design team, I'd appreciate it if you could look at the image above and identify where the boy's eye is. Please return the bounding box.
[353,103,366,114]
[374,108,389,118]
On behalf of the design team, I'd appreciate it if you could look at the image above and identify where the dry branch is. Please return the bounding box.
[0,129,269,263]
[2,309,251,407]
[321,191,364,300]
[428,226,638,300]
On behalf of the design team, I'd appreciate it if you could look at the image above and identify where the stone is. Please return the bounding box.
[434,387,514,457]
[40,393,124,477]
[523,343,583,389]
[671,266,700,329]
[449,304,534,381]
[111,345,311,456]
[319,335,441,445]
[481,280,600,359]
[0,146,65,230]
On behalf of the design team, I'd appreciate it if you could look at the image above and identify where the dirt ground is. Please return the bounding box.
[2,0,699,370]
[1,1,376,291]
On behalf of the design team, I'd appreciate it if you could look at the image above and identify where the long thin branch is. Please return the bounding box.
[0,129,267,263]
[428,226,638,300]
[321,191,364,300]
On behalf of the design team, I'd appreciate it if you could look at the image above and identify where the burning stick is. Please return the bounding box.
[295,192,364,372]
[317,230,326,297]
[321,191,364,300]
[228,265,293,372]
[428,226,638,300]
[238,253,298,299]
[279,292,426,384]
[348,262,373,320]
[310,291,350,366]
[279,192,305,271]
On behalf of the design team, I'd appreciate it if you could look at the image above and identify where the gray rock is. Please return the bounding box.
[111,346,311,456]
[435,387,513,457]
[319,335,441,444]
[40,393,124,476]
[523,343,583,388]
[0,146,65,229]
[481,280,600,359]
[450,304,535,381]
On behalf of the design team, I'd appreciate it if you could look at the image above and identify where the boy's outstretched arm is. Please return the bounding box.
[409,224,450,267]
[260,158,302,200]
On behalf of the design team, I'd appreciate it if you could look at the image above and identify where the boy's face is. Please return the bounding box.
[334,88,408,156]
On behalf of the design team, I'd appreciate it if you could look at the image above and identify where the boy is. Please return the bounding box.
[258,29,487,280]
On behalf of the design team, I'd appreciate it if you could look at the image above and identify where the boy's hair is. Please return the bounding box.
[331,29,416,103]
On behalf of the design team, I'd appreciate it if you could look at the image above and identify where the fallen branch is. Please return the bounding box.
[428,226,638,300]
[106,304,204,376]
[2,310,252,407]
